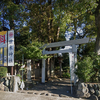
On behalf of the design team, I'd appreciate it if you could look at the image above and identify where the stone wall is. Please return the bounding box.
[0,76,21,92]
[75,82,100,100]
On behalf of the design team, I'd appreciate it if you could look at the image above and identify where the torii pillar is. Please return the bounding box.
[72,44,78,84]
[41,50,46,83]
[42,59,45,83]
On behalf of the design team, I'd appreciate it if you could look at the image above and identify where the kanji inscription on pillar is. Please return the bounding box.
[8,30,14,66]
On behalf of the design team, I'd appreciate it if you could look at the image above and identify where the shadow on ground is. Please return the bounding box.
[23,78,79,99]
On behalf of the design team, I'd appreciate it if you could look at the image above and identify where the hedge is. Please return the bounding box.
[0,67,7,78]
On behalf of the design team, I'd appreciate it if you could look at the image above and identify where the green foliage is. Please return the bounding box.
[0,67,7,78]
[75,57,94,82]
[15,41,50,60]
[16,67,26,82]
[62,66,70,78]
[75,52,100,82]
[62,53,69,67]
[14,62,26,66]
[79,42,95,56]
[1,0,100,77]
[62,72,70,78]
[55,66,60,71]
[16,74,21,78]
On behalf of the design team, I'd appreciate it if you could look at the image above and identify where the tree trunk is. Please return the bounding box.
[95,0,100,54]
[47,58,50,78]
[60,62,62,77]
[46,0,52,80]
[57,27,60,40]
[50,57,54,77]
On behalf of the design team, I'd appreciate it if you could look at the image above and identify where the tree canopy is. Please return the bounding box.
[0,0,100,60]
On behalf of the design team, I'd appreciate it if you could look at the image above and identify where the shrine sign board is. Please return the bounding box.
[0,30,14,66]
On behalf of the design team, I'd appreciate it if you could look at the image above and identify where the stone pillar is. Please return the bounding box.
[27,60,31,81]
[42,59,45,83]
[13,76,21,92]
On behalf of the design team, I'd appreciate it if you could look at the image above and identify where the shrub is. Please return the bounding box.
[62,72,70,78]
[62,66,70,78]
[55,66,60,71]
[75,57,94,82]
[75,52,100,83]
[0,67,7,78]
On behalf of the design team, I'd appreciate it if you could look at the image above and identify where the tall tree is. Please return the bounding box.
[95,0,100,54]
[56,0,98,55]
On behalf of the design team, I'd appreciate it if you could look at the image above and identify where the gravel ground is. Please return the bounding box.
[16,78,90,100]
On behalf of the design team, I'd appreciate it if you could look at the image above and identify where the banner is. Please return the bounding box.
[0,48,3,65]
[0,31,7,48]
[4,47,7,66]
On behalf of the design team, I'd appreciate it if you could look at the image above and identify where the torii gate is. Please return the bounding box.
[41,38,89,84]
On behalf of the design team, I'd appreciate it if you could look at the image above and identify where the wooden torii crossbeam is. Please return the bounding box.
[41,38,89,84]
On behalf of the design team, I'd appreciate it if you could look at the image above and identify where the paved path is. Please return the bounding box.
[0,91,89,100]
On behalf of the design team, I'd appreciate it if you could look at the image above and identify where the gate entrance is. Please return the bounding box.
[41,38,89,84]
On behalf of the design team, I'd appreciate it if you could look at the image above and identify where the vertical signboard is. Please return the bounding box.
[0,31,7,48]
[27,60,31,81]
[8,30,14,66]
[0,48,3,65]
[0,31,7,66]
[0,30,14,66]
[4,47,7,66]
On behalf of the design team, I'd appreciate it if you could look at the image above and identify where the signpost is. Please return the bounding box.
[0,30,14,66]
